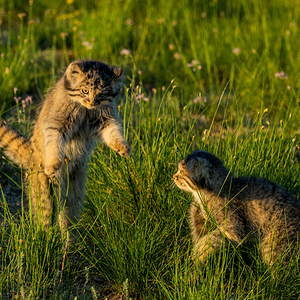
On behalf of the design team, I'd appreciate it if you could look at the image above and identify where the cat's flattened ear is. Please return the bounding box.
[111,66,123,78]
[66,61,83,79]
[194,157,211,176]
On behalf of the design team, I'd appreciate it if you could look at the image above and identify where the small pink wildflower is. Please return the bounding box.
[232,48,241,55]
[193,96,207,106]
[82,41,93,50]
[14,87,18,94]
[275,71,288,79]
[25,96,32,103]
[187,60,202,71]
[136,93,149,102]
[120,49,132,56]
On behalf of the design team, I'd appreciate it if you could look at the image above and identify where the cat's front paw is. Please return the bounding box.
[44,158,62,176]
[116,143,131,157]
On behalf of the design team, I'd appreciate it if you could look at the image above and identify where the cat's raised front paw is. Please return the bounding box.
[117,143,131,157]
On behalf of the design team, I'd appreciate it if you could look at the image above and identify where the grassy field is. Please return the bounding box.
[1,0,300,298]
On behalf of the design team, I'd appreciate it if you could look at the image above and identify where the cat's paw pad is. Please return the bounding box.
[117,143,131,157]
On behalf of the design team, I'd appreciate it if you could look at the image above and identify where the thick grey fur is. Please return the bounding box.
[173,149,300,266]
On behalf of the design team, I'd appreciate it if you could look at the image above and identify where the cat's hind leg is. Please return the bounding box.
[58,167,86,243]
[28,171,54,230]
[260,231,296,268]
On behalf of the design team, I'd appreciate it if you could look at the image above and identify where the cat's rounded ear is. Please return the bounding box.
[66,61,83,79]
[111,66,123,78]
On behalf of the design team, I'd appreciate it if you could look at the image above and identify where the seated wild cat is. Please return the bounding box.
[0,60,131,240]
[173,149,300,267]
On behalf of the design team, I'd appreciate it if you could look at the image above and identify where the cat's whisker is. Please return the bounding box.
[170,181,177,189]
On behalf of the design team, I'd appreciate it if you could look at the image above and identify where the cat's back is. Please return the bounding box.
[230,176,300,229]
[232,176,299,205]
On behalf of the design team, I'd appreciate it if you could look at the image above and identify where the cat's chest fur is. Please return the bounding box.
[64,134,95,163]
[62,110,103,166]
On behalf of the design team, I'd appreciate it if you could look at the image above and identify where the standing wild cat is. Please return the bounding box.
[0,60,131,237]
[173,150,300,266]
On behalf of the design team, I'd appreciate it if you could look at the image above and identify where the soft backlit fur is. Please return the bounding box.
[0,60,131,239]
[174,149,300,266]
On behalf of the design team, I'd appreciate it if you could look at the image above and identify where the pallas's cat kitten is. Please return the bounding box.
[173,150,300,266]
[0,60,131,236]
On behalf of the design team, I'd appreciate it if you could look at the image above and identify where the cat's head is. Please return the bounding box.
[64,60,123,109]
[173,150,229,193]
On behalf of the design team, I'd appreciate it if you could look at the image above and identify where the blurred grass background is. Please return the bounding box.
[0,0,299,119]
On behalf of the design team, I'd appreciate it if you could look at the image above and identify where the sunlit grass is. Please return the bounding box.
[78,87,300,299]
[1,80,300,298]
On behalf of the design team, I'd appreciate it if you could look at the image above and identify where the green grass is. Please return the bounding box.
[78,89,300,299]
[1,0,300,298]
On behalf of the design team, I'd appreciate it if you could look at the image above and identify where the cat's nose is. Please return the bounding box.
[173,174,177,180]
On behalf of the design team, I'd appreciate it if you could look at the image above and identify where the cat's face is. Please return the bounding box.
[173,150,225,193]
[64,60,123,109]
[173,158,200,193]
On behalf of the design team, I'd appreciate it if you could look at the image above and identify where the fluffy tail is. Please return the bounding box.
[0,122,32,168]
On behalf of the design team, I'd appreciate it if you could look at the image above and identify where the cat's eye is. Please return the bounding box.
[99,91,108,97]
[82,89,89,94]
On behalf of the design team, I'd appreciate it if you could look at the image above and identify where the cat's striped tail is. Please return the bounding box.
[0,122,32,168]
